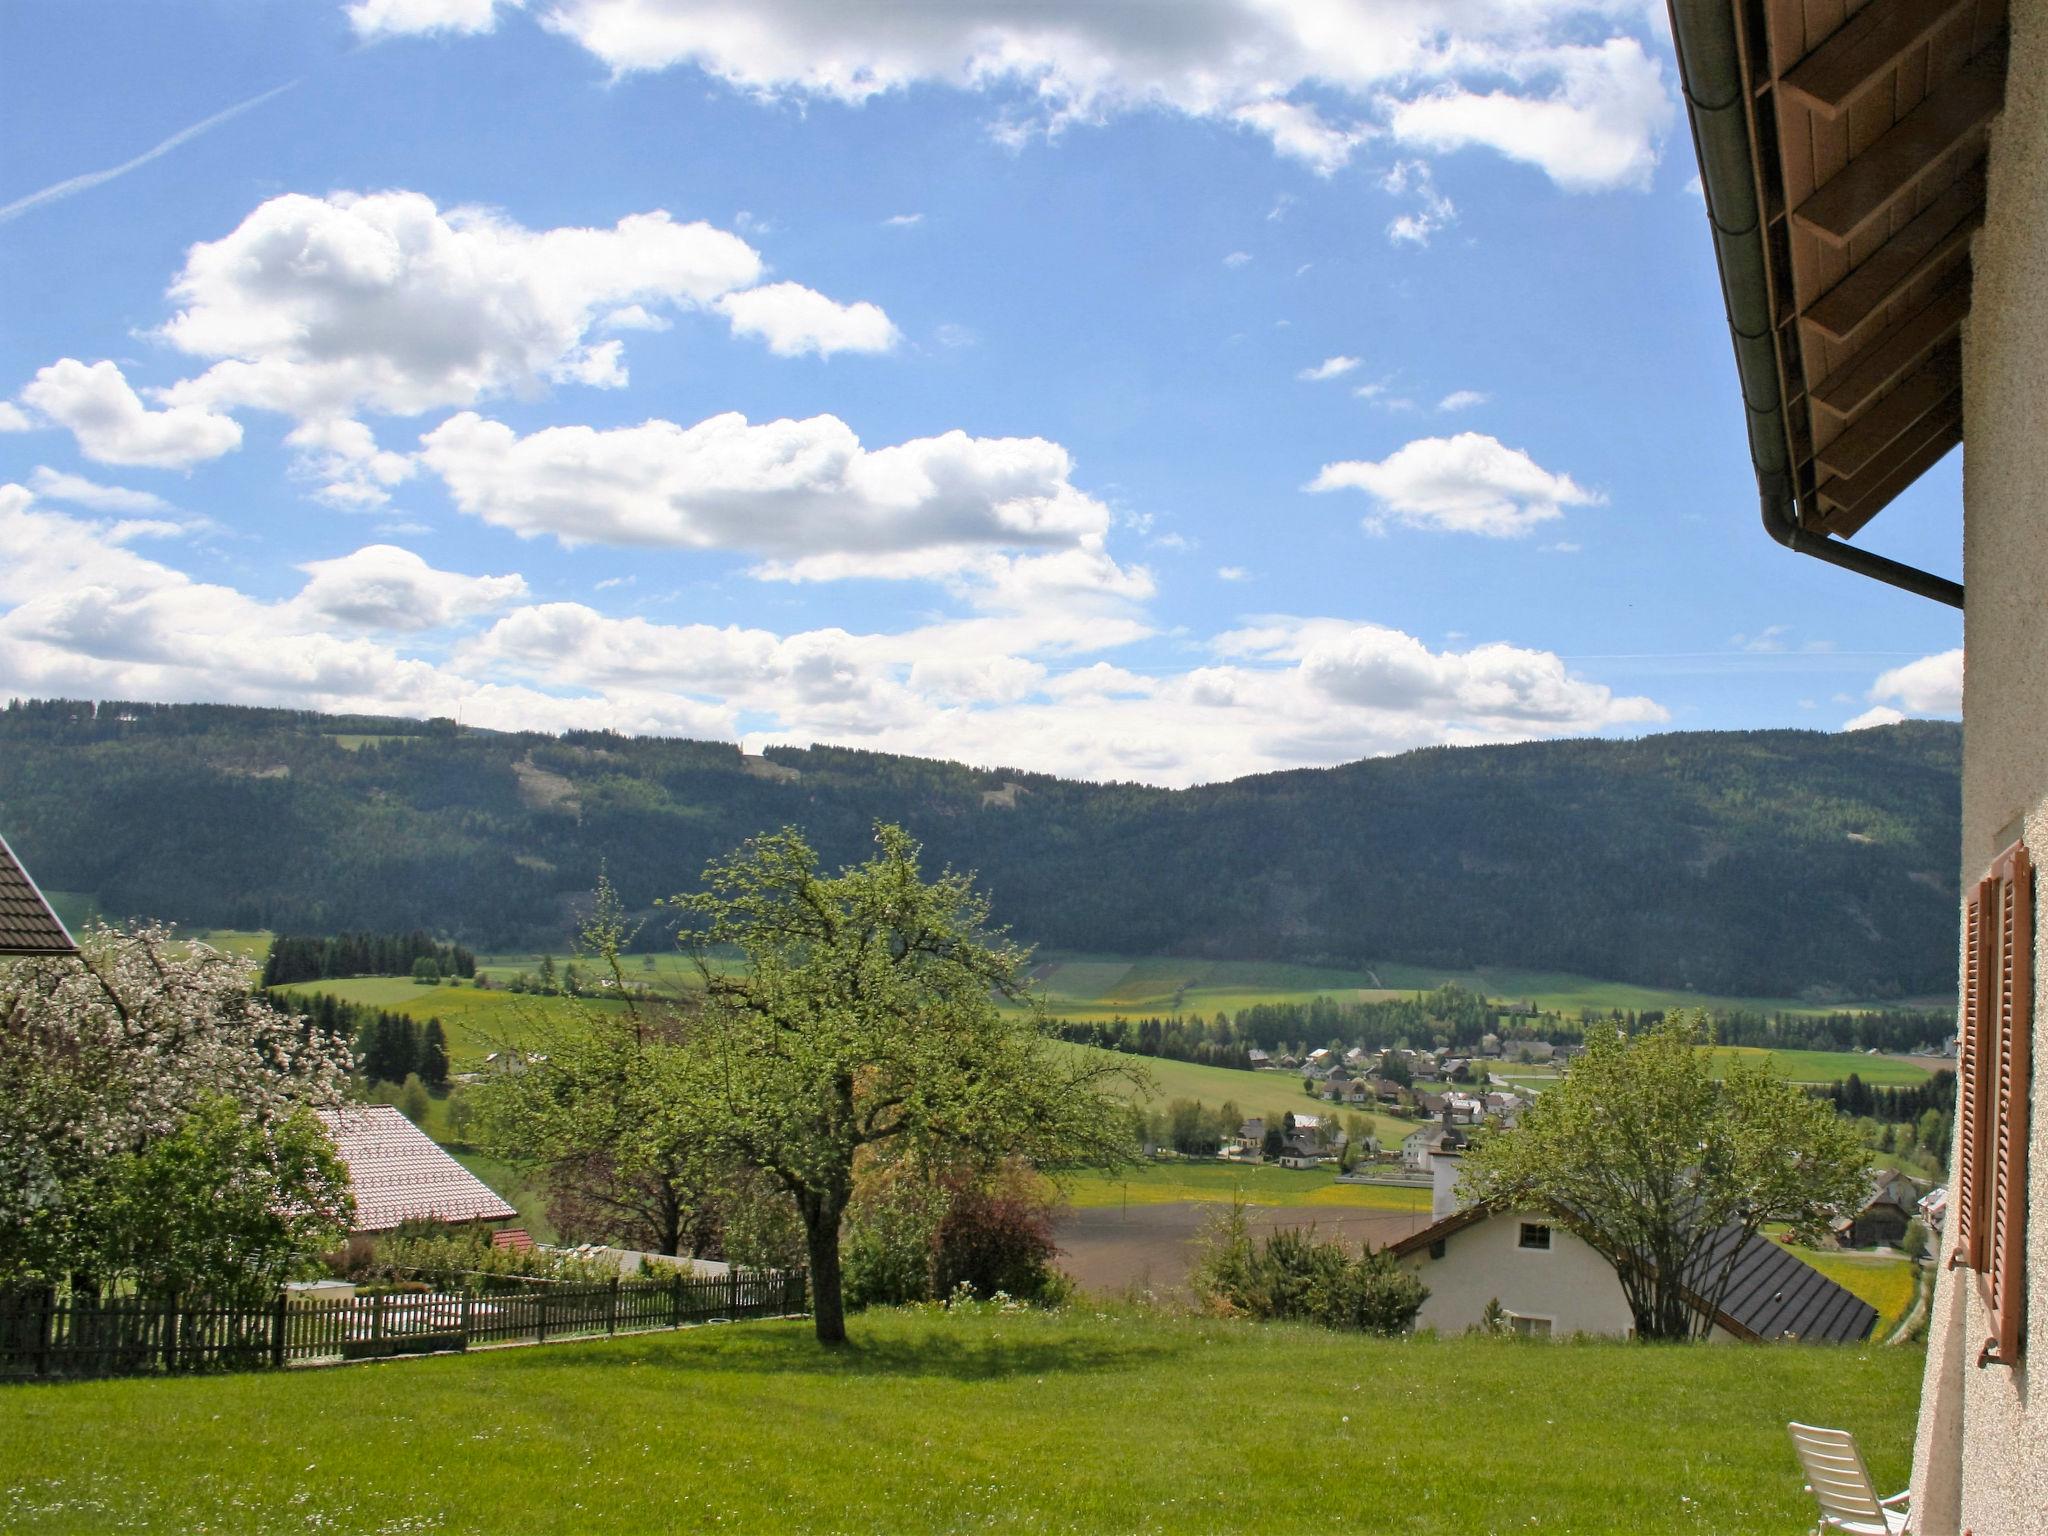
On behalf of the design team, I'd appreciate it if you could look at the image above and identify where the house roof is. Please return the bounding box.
[0,833,77,957]
[1667,0,2010,603]
[317,1105,518,1233]
[1394,1204,1877,1343]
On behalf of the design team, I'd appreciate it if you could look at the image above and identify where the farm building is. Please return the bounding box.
[1833,1172,1926,1250]
[1393,1151,1877,1343]
[317,1105,517,1251]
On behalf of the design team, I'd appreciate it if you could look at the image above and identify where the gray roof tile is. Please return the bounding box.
[0,834,77,956]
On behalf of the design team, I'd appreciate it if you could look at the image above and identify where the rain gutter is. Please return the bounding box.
[1665,0,1966,610]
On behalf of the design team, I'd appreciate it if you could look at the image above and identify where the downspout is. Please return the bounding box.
[1666,1,1965,611]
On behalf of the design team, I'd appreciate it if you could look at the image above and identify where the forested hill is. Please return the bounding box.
[0,699,1961,999]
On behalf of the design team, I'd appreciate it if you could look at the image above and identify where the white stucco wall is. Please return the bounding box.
[1909,3,2048,1529]
[1401,1211,1640,1339]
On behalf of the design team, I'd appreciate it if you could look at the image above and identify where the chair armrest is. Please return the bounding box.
[1880,1490,1911,1509]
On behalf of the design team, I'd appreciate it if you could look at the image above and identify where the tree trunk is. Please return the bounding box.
[800,1191,848,1346]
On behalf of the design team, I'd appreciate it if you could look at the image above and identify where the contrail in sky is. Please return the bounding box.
[0,80,298,227]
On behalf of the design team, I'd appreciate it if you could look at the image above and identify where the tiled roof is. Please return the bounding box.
[0,833,77,957]
[317,1105,517,1233]
[1682,1224,1878,1344]
[1393,1204,1877,1344]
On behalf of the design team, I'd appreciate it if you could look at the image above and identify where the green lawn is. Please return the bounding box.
[1058,1161,1429,1211]
[0,1309,1924,1534]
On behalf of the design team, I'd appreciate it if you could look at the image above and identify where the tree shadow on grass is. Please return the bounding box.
[484,1321,1165,1383]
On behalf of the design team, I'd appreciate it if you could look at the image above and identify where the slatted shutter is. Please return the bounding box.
[1979,842,2032,1367]
[1953,877,1995,1270]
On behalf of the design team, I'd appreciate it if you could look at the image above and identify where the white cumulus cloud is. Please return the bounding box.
[1309,432,1601,537]
[348,0,520,37]
[714,281,900,357]
[508,0,1672,192]
[1387,38,1675,192]
[293,544,527,631]
[1866,648,1963,716]
[1298,355,1361,382]
[418,410,1112,566]
[16,359,242,469]
[26,466,176,514]
[156,191,768,420]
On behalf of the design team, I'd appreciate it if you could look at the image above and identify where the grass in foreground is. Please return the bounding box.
[1058,1161,1429,1211]
[0,1309,1922,1535]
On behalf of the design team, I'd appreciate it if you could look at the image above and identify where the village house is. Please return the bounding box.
[1393,1150,1879,1342]
[1665,0,2041,1523]
[1401,1120,1466,1174]
[1832,1172,1926,1251]
[316,1104,518,1256]
[1246,1048,1272,1070]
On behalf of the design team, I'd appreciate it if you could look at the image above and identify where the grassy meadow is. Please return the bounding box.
[1071,1045,1416,1141]
[1705,1046,1933,1087]
[1057,1161,1429,1211]
[272,976,627,1067]
[0,1308,1923,1535]
[1025,951,1937,1021]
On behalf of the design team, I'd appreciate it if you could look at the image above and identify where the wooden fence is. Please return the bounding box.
[0,1269,806,1382]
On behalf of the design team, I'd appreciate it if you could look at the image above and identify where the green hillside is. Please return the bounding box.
[0,698,1962,998]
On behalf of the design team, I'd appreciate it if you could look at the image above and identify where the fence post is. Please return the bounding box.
[164,1293,180,1374]
[607,1277,619,1337]
[536,1286,549,1344]
[271,1292,287,1369]
[372,1290,385,1353]
[670,1272,683,1330]
[459,1289,472,1348]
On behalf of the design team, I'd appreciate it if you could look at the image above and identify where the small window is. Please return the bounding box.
[1518,1222,1552,1251]
[1511,1315,1552,1339]
[1428,1239,1446,1261]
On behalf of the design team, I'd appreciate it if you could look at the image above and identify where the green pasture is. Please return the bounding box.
[1790,1250,1920,1336]
[1057,1161,1429,1212]
[0,1308,1924,1535]
[1706,1046,1933,1087]
[272,977,624,1067]
[1027,950,1948,1021]
[1067,1044,1416,1144]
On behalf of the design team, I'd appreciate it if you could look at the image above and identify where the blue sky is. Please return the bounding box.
[0,0,1964,784]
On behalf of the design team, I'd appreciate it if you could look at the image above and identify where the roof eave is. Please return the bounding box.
[1666,0,1964,610]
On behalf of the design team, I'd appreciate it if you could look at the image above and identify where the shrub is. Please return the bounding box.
[1191,1199,1427,1335]
[842,1160,1070,1310]
[842,1169,945,1310]
[1901,1217,1929,1260]
[350,1226,617,1292]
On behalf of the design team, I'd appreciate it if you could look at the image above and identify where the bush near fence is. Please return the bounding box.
[0,1269,806,1381]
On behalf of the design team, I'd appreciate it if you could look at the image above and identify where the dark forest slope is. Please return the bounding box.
[0,700,1961,998]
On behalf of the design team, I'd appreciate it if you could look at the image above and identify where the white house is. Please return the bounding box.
[1400,1122,1464,1174]
[1393,1151,1878,1343]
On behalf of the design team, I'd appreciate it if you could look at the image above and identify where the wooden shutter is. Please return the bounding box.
[1954,877,1995,1270]
[1979,841,2032,1367]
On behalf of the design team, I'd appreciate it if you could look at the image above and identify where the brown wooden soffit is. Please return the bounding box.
[1732,0,2009,539]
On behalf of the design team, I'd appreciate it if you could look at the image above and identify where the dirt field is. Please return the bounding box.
[1054,1201,1437,1298]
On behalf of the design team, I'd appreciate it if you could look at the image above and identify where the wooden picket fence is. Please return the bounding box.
[0,1269,806,1382]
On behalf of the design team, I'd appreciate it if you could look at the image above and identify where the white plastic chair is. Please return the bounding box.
[1788,1422,1910,1534]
